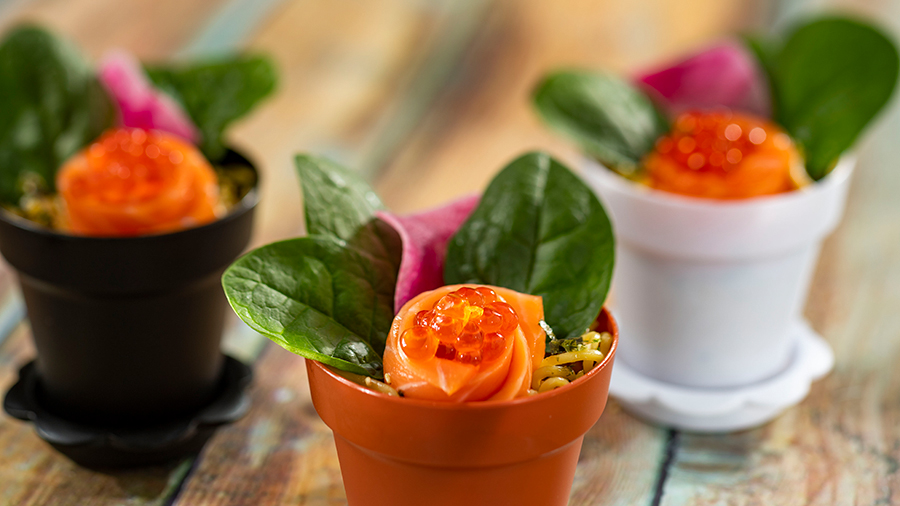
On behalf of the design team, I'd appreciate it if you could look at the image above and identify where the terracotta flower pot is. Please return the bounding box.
[0,149,257,425]
[307,308,618,506]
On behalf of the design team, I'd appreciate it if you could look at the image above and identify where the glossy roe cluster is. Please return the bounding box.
[385,284,544,401]
[644,110,801,199]
[57,128,221,236]
[400,286,518,366]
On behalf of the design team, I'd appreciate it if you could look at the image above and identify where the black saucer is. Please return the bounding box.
[3,355,252,468]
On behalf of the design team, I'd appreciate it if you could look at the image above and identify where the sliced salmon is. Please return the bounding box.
[57,127,220,237]
[383,284,545,402]
[644,111,804,199]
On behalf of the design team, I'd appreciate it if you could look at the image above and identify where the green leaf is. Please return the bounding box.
[766,17,899,180]
[444,152,615,339]
[0,25,116,203]
[545,336,584,356]
[224,154,400,378]
[743,34,780,116]
[294,154,385,241]
[145,55,277,162]
[222,221,402,378]
[532,70,668,175]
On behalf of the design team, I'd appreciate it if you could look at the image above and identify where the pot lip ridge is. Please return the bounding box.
[0,147,260,242]
[584,153,855,209]
[309,306,618,411]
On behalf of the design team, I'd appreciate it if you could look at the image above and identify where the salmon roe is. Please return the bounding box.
[643,110,802,199]
[57,128,220,236]
[400,286,519,366]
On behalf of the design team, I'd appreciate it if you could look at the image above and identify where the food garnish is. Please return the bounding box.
[534,17,899,187]
[0,25,276,234]
[57,128,221,236]
[636,42,769,118]
[444,153,614,340]
[223,152,615,400]
[643,110,803,199]
[383,284,544,402]
[0,26,115,205]
[99,51,200,144]
[533,327,613,394]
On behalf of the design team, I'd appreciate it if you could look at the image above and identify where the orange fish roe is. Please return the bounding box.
[384,284,544,402]
[57,128,221,236]
[400,286,517,366]
[643,110,803,199]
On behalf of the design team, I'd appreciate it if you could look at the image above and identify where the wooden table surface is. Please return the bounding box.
[0,0,898,504]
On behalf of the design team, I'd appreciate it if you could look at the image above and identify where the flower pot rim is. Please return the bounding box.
[585,153,854,209]
[310,306,618,411]
[0,147,259,242]
[585,154,854,260]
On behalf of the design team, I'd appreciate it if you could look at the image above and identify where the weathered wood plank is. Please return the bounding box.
[570,407,669,506]
[173,347,344,506]
[173,1,492,503]
[177,1,764,505]
[0,0,263,349]
[375,0,768,213]
[0,270,23,349]
[0,326,195,506]
[373,1,765,505]
[223,0,492,245]
[0,0,280,504]
[0,0,230,59]
[658,81,900,506]
[653,2,900,504]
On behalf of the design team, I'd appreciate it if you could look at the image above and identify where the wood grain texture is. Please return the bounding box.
[0,326,194,506]
[224,0,491,245]
[0,0,473,502]
[375,0,768,214]
[174,1,493,503]
[173,347,344,506]
[0,0,228,59]
[6,0,896,504]
[570,405,669,506]
[0,1,254,504]
[0,0,263,345]
[654,2,900,504]
[178,1,764,505]
[370,0,763,500]
[0,0,239,352]
[658,88,900,506]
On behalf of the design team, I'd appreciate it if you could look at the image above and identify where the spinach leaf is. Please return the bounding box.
[295,154,385,241]
[145,55,277,162]
[224,154,400,378]
[347,217,403,283]
[743,35,779,116]
[222,221,402,378]
[0,25,115,203]
[764,17,899,180]
[545,337,585,356]
[444,152,615,339]
[532,70,668,175]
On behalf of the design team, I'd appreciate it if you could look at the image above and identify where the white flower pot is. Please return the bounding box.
[582,156,853,389]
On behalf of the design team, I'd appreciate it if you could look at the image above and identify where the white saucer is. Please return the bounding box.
[609,320,834,433]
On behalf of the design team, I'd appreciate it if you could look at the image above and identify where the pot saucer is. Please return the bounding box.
[3,355,252,468]
[609,320,833,433]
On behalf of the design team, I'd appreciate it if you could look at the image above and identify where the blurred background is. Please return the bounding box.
[1,0,892,245]
[1,0,899,504]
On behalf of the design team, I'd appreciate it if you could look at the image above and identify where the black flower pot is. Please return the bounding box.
[0,149,257,466]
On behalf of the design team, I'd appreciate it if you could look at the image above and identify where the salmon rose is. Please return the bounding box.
[644,110,804,199]
[383,284,545,402]
[57,127,221,236]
